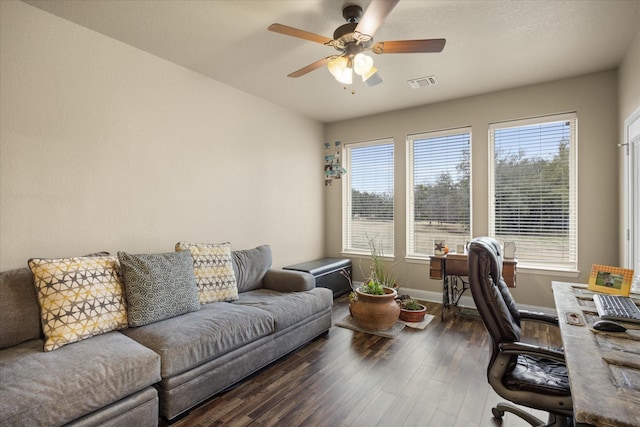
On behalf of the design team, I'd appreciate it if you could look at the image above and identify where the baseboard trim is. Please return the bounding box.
[399,287,557,317]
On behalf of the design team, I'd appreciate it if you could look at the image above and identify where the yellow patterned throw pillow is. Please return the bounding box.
[175,242,238,304]
[28,255,128,351]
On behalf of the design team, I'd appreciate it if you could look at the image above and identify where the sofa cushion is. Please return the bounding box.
[0,332,161,427]
[233,287,333,332]
[232,245,272,293]
[0,267,41,349]
[121,302,274,378]
[28,255,128,351]
[175,241,238,303]
[118,251,200,327]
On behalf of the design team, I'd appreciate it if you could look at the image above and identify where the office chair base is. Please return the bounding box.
[493,403,569,427]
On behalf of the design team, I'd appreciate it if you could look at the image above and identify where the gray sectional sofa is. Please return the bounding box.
[0,245,333,426]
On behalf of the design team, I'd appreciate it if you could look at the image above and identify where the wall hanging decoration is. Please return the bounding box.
[325,141,345,186]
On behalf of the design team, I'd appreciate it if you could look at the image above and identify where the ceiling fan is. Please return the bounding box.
[268,0,445,86]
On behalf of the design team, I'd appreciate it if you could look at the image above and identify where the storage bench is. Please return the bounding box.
[283,258,352,298]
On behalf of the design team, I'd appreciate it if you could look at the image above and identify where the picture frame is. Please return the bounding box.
[433,239,446,256]
[503,241,516,259]
[588,264,635,296]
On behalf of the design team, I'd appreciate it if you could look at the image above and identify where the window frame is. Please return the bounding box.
[488,112,578,271]
[342,137,395,257]
[406,127,472,259]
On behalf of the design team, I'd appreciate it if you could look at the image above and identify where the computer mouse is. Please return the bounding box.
[593,319,627,332]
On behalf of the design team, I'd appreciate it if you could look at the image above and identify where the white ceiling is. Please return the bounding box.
[23,0,640,123]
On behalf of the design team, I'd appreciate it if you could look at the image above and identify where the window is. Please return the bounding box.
[343,138,394,256]
[489,113,577,270]
[407,128,471,257]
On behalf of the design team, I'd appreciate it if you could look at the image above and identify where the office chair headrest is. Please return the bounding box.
[474,236,503,278]
[468,237,521,344]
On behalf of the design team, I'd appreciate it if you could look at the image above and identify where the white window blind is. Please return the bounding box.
[407,128,471,257]
[489,113,577,270]
[343,138,394,256]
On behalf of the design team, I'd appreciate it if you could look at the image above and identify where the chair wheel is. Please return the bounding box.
[492,407,504,419]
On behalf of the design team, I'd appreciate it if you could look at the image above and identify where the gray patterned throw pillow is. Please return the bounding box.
[117,250,200,327]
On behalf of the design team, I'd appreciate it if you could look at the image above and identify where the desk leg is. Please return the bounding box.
[442,275,470,319]
[450,275,469,308]
[442,276,450,320]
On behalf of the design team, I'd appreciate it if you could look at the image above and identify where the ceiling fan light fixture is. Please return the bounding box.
[363,68,383,87]
[327,56,346,77]
[269,1,445,86]
[336,67,353,85]
[361,65,377,80]
[353,53,374,76]
[328,56,353,84]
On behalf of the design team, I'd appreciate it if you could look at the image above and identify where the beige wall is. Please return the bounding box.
[325,71,620,309]
[0,1,325,271]
[619,31,640,122]
[3,1,635,309]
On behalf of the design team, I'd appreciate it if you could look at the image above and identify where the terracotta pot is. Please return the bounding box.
[349,286,400,330]
[399,304,427,323]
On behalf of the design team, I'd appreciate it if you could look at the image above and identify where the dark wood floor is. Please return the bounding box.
[162,296,562,427]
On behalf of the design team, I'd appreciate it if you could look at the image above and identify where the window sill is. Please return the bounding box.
[404,256,429,264]
[516,265,581,278]
[340,251,395,262]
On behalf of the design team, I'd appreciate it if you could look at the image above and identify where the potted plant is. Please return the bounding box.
[349,281,399,330]
[397,295,428,323]
[366,235,399,291]
[347,236,401,330]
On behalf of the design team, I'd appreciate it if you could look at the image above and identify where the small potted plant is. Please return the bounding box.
[398,295,427,322]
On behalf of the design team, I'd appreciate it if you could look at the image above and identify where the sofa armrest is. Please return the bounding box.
[262,269,315,292]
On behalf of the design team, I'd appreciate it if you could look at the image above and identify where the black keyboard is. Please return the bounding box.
[593,294,640,324]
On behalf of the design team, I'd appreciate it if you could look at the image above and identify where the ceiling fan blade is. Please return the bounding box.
[372,39,446,54]
[268,23,333,45]
[287,57,334,78]
[354,0,400,42]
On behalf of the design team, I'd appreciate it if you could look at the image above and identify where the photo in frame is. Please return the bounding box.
[588,264,635,296]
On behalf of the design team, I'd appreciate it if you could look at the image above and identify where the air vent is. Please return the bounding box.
[408,75,439,89]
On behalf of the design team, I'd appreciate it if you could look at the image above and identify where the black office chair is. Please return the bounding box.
[467,237,572,427]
